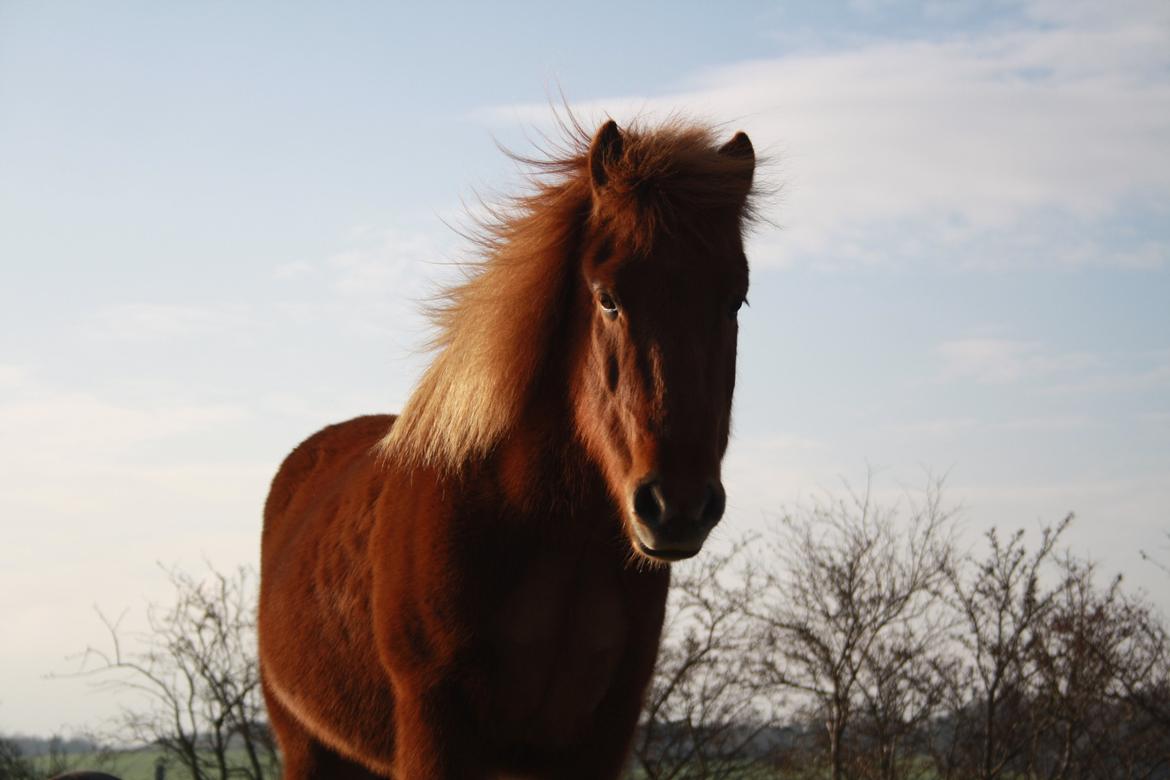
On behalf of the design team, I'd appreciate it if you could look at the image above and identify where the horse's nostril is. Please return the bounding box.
[633,481,665,525]
[701,482,726,524]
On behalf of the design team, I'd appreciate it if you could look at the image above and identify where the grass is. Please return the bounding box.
[33,747,271,780]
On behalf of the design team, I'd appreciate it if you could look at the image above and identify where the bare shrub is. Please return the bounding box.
[61,564,278,780]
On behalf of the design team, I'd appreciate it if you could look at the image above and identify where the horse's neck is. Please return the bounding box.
[482,390,611,525]
[463,300,617,528]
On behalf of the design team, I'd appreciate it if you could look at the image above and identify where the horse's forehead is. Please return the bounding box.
[619,239,747,292]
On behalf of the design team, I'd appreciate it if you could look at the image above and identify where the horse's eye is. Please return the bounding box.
[598,291,619,319]
[729,296,747,320]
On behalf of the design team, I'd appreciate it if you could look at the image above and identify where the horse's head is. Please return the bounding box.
[571,120,755,563]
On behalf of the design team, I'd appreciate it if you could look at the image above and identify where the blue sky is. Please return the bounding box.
[2,0,1168,735]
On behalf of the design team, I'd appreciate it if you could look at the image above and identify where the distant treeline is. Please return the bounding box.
[0,735,101,757]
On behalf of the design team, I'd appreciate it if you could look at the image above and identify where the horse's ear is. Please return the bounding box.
[589,119,624,192]
[719,131,754,161]
[719,131,755,192]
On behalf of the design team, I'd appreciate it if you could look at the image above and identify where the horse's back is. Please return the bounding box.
[260,410,395,633]
[259,413,401,772]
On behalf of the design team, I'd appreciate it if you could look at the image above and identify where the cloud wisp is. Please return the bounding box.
[936,337,1098,385]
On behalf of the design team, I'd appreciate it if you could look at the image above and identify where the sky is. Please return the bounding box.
[1,0,1168,737]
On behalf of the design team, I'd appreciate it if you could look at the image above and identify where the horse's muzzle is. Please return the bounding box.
[630,477,725,560]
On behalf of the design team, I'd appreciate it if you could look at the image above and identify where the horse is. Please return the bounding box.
[258,115,757,779]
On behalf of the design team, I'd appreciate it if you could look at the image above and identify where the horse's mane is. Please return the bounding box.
[380,114,758,472]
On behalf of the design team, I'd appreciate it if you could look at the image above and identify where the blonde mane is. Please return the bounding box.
[379,115,758,472]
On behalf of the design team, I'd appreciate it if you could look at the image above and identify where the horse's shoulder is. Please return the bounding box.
[265,414,396,523]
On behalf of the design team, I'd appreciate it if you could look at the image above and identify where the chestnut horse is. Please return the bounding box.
[258,116,756,779]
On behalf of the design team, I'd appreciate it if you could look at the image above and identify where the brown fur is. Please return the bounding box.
[259,115,757,779]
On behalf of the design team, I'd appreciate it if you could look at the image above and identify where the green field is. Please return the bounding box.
[37,750,786,780]
[33,747,271,780]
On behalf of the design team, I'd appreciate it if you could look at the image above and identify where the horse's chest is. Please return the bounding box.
[486,554,628,745]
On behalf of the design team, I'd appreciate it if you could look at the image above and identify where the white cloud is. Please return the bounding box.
[273,259,314,280]
[933,340,1170,399]
[0,391,245,455]
[936,337,1098,384]
[327,228,451,299]
[87,303,250,343]
[722,432,843,521]
[1041,348,1170,395]
[1024,0,1170,35]
[886,416,982,437]
[0,370,253,513]
[1138,410,1170,425]
[0,364,30,389]
[288,226,469,355]
[886,414,1095,437]
[480,0,1170,270]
